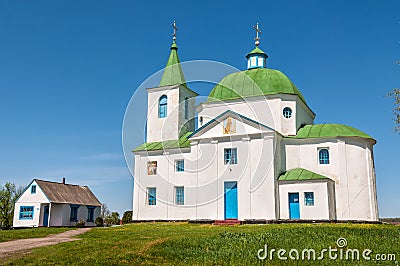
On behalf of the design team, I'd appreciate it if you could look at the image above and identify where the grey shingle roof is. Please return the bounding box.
[35,179,101,206]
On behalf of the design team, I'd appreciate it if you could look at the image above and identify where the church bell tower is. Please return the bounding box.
[146,21,198,143]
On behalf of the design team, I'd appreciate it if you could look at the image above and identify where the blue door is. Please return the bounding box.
[289,193,300,219]
[224,182,238,219]
[43,206,49,227]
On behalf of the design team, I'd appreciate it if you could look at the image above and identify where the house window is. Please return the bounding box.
[175,186,184,205]
[147,161,157,175]
[19,206,34,220]
[224,148,237,165]
[319,148,330,164]
[283,107,292,118]
[147,187,156,205]
[184,97,189,119]
[87,206,95,222]
[175,160,184,172]
[70,205,80,222]
[31,185,36,194]
[159,95,167,118]
[304,192,315,206]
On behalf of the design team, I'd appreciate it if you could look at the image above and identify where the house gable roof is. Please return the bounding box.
[35,179,102,206]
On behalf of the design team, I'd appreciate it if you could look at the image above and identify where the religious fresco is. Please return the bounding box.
[223,117,236,134]
[147,161,157,175]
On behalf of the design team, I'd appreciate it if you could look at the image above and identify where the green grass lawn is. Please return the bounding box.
[0,227,74,243]
[3,223,400,265]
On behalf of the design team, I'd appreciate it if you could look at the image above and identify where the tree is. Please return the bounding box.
[0,182,23,229]
[388,88,400,133]
[122,210,132,224]
[101,203,110,218]
[105,212,120,226]
[100,203,120,226]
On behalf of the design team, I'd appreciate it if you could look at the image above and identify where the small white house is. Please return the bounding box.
[13,178,102,227]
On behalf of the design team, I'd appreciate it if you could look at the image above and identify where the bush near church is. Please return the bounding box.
[122,211,133,224]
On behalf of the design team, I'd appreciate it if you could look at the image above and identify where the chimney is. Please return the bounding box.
[62,177,66,185]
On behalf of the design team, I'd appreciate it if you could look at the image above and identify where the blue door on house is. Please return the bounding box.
[43,205,49,227]
[224,181,238,219]
[289,193,300,219]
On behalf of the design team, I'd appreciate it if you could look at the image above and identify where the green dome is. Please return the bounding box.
[208,68,306,103]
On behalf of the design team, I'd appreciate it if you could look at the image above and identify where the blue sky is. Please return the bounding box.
[0,0,399,217]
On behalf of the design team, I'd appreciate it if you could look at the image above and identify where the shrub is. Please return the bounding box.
[122,211,133,224]
[95,216,104,227]
[105,212,119,226]
[76,220,86,228]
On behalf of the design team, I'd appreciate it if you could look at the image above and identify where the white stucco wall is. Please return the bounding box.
[49,204,100,226]
[197,94,315,137]
[13,181,49,227]
[146,85,197,142]
[284,137,378,221]
[278,181,333,220]
[134,86,378,222]
[133,116,278,221]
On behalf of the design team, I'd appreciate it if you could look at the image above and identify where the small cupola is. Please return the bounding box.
[246,23,268,69]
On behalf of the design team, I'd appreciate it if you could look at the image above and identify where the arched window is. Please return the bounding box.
[283,107,292,119]
[319,149,330,164]
[184,97,189,119]
[159,95,167,118]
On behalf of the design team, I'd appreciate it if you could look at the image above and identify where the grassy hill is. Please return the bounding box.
[3,223,400,265]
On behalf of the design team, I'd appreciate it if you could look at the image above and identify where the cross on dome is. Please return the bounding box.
[172,20,178,41]
[252,23,261,46]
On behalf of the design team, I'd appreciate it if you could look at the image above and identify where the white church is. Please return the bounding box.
[132,23,378,222]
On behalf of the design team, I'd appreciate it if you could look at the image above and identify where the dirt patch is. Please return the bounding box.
[0,228,91,260]
[139,238,169,254]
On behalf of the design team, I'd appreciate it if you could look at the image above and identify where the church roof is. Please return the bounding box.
[289,124,375,142]
[278,168,331,181]
[207,68,306,103]
[246,46,267,58]
[159,41,186,87]
[35,179,102,206]
[133,132,192,152]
